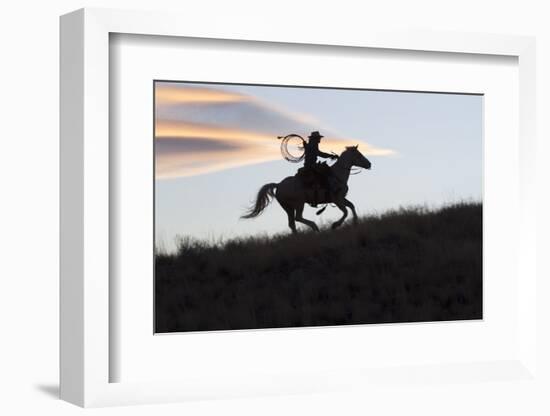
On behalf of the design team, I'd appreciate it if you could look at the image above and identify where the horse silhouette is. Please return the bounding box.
[241,145,372,232]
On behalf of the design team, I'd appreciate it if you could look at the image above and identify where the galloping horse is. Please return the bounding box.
[241,146,372,233]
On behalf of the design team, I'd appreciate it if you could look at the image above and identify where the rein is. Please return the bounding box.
[331,163,363,185]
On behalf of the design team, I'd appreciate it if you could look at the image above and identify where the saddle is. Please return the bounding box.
[297,162,331,186]
[296,163,334,206]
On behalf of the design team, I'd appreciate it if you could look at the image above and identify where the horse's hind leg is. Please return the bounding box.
[344,198,358,225]
[331,201,348,229]
[295,204,320,232]
[279,203,297,234]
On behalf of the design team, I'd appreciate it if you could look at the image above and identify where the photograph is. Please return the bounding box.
[154,80,483,333]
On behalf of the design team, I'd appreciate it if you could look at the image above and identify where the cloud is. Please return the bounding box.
[156,120,275,143]
[155,84,395,179]
[156,88,317,135]
[155,83,249,105]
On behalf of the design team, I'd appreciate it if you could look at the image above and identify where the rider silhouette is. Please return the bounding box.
[301,131,338,207]
[303,131,337,168]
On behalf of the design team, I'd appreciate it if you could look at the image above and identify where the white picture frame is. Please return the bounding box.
[60,7,538,408]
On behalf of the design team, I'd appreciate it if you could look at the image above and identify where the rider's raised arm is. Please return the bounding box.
[317,149,335,159]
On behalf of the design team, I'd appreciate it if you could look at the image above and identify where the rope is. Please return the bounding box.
[277,134,306,163]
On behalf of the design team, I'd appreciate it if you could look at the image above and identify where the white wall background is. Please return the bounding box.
[0,1,548,415]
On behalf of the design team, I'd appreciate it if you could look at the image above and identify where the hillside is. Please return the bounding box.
[155,202,482,333]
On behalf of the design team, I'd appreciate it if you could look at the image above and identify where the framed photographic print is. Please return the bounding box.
[153,79,483,334]
[60,8,539,408]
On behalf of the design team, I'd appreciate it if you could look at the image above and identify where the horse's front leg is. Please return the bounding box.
[331,200,348,230]
[295,204,320,232]
[343,198,358,225]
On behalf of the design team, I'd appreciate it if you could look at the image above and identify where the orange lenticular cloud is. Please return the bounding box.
[155,120,394,179]
[155,84,249,105]
[154,84,396,179]
[156,120,275,144]
[156,148,278,179]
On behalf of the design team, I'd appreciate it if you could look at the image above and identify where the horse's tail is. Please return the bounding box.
[241,183,278,219]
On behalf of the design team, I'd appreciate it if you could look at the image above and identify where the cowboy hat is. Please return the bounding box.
[308,131,324,141]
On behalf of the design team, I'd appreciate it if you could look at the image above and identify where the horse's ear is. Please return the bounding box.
[355,145,359,149]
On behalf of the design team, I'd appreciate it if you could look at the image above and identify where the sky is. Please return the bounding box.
[155,81,482,252]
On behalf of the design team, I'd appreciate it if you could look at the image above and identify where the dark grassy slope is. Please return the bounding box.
[155,203,482,333]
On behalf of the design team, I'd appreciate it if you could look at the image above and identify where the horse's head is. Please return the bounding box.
[342,145,372,170]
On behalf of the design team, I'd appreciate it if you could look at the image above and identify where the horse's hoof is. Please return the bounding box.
[331,223,340,230]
